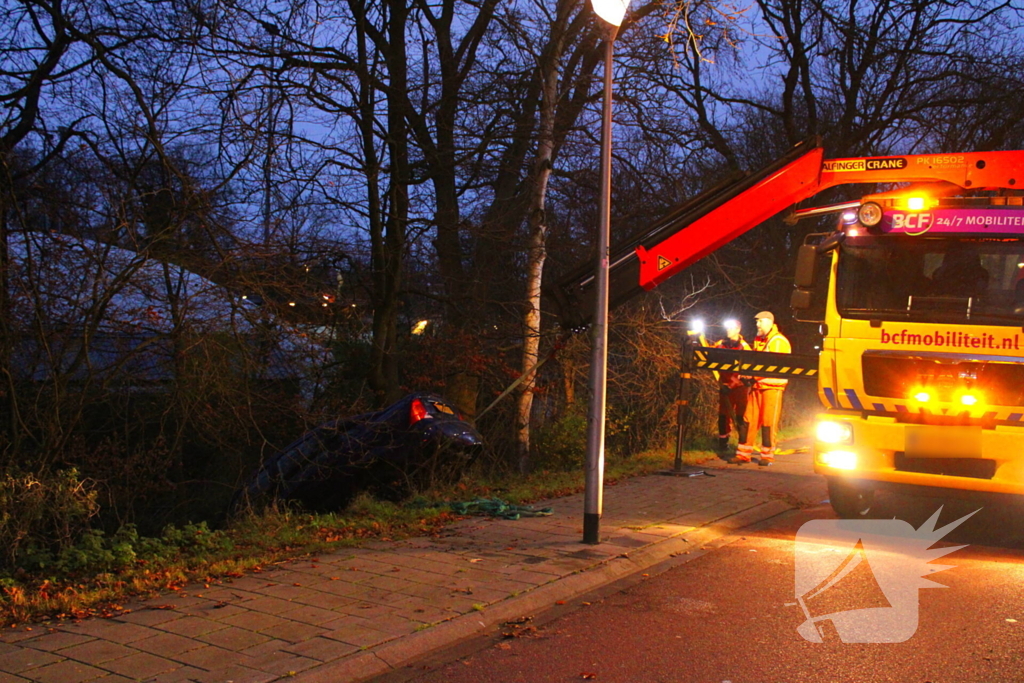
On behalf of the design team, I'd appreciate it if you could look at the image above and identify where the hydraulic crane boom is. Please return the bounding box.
[553,138,1024,328]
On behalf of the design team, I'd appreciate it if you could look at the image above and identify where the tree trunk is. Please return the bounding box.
[368,0,408,404]
[0,183,13,454]
[515,0,574,474]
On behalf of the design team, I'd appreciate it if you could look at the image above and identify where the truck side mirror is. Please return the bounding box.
[792,232,837,323]
[791,288,813,310]
[794,244,818,288]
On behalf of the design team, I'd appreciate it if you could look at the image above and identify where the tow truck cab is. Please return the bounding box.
[796,196,1024,516]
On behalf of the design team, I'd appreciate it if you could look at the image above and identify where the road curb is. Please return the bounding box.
[291,496,800,682]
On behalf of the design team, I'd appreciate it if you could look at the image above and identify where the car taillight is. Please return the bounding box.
[409,398,432,426]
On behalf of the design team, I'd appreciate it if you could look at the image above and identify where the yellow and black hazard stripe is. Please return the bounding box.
[691,346,819,380]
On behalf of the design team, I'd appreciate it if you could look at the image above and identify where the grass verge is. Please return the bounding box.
[0,445,714,628]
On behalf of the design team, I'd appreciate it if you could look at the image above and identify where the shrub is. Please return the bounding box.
[48,527,138,573]
[0,468,98,571]
[531,413,588,471]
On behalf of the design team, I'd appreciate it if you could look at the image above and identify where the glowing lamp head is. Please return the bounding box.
[842,211,858,223]
[687,319,705,336]
[960,393,979,406]
[907,196,926,211]
[723,318,740,333]
[913,391,931,403]
[591,0,631,26]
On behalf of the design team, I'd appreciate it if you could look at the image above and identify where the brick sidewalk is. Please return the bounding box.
[0,452,825,683]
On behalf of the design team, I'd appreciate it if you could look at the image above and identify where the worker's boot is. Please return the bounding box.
[730,444,753,464]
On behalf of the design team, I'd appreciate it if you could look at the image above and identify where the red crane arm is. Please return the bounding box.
[818,150,1023,192]
[637,147,824,290]
[552,139,1024,327]
[636,147,1024,291]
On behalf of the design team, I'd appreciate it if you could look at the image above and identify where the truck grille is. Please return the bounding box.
[863,355,1024,406]
[893,452,997,479]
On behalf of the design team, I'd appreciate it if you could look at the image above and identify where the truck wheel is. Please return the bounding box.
[827,477,875,518]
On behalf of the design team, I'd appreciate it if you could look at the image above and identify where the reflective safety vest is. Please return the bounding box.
[753,326,791,388]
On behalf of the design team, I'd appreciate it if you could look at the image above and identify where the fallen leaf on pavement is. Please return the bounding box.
[504,616,533,625]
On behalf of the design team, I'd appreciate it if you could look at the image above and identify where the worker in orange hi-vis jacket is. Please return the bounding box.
[711,319,751,455]
[731,311,791,466]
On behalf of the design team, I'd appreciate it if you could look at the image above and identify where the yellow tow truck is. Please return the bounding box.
[554,138,1024,517]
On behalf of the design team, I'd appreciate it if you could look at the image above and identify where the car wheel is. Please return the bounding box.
[827,477,875,518]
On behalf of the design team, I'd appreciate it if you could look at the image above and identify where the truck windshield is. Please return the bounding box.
[836,235,1024,326]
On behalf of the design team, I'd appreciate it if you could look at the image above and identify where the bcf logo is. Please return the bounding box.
[793,508,976,643]
[889,211,934,234]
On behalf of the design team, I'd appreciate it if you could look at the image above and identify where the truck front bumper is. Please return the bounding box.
[812,411,1024,497]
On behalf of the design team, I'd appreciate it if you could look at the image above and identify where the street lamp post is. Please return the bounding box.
[583,0,631,545]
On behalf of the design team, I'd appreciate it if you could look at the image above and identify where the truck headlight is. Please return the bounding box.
[818,450,858,470]
[816,420,853,445]
[957,392,981,406]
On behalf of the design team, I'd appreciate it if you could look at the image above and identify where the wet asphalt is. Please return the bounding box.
[387,490,1024,683]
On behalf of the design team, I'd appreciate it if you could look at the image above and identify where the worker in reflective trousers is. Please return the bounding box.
[712,319,751,455]
[732,311,791,466]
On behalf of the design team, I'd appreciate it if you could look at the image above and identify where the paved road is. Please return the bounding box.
[394,488,1024,683]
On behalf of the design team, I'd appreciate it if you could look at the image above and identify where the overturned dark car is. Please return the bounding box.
[235,393,483,511]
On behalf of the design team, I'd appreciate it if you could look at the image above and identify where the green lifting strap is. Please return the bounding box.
[448,498,554,521]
